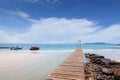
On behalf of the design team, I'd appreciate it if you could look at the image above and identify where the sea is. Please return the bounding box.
[0,43,119,50]
[0,43,120,80]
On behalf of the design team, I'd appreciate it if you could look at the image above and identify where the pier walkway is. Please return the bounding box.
[46,48,85,80]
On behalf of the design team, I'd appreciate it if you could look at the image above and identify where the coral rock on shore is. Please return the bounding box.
[85,53,120,80]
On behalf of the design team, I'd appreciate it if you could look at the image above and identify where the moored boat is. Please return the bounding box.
[10,46,22,50]
[30,46,39,50]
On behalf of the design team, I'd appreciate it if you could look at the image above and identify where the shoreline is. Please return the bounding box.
[0,48,120,51]
[0,49,120,62]
[85,53,120,80]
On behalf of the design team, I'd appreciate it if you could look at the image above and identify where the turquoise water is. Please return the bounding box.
[0,43,119,50]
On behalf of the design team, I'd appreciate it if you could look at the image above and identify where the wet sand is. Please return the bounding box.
[0,50,73,80]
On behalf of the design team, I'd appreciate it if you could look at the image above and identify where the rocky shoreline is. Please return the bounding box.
[85,53,120,80]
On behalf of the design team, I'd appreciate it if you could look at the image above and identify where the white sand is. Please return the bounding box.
[0,50,73,80]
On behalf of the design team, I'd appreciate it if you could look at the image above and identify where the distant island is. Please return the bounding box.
[116,44,120,46]
[83,42,114,45]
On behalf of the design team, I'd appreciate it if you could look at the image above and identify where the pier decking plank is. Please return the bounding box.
[46,48,85,80]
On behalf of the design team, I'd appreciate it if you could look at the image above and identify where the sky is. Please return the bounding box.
[0,0,120,44]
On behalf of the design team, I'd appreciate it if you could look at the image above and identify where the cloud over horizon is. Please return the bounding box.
[20,0,59,5]
[0,17,120,44]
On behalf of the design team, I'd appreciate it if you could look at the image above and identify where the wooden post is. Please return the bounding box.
[77,40,81,48]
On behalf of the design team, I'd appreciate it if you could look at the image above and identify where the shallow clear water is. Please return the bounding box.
[0,50,73,80]
[83,49,120,62]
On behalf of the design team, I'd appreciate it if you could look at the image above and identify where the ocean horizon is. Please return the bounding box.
[0,43,119,51]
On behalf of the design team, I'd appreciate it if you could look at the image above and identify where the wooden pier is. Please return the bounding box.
[46,48,85,80]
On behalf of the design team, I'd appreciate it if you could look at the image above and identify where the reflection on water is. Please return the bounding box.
[83,49,120,62]
[0,50,73,80]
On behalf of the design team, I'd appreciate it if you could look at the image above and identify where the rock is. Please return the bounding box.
[114,68,120,80]
[85,53,91,58]
[85,53,120,80]
[88,77,94,80]
[101,68,114,75]
[109,61,120,65]
[85,53,104,58]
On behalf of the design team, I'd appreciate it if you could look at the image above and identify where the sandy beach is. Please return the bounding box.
[0,50,73,80]
[0,49,120,80]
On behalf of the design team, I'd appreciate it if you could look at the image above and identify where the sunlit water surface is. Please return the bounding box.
[0,49,120,80]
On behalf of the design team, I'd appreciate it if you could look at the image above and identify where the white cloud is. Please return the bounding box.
[16,18,99,43]
[25,0,40,3]
[83,24,120,43]
[17,11,29,19]
[0,18,120,43]
[0,31,19,43]
[22,0,59,4]
[46,0,59,4]
[0,9,30,20]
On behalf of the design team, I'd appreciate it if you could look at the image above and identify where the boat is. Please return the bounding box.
[10,46,22,50]
[30,46,39,50]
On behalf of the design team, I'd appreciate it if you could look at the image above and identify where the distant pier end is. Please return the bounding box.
[46,48,85,80]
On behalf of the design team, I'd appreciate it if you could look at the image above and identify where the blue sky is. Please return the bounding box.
[0,0,120,43]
